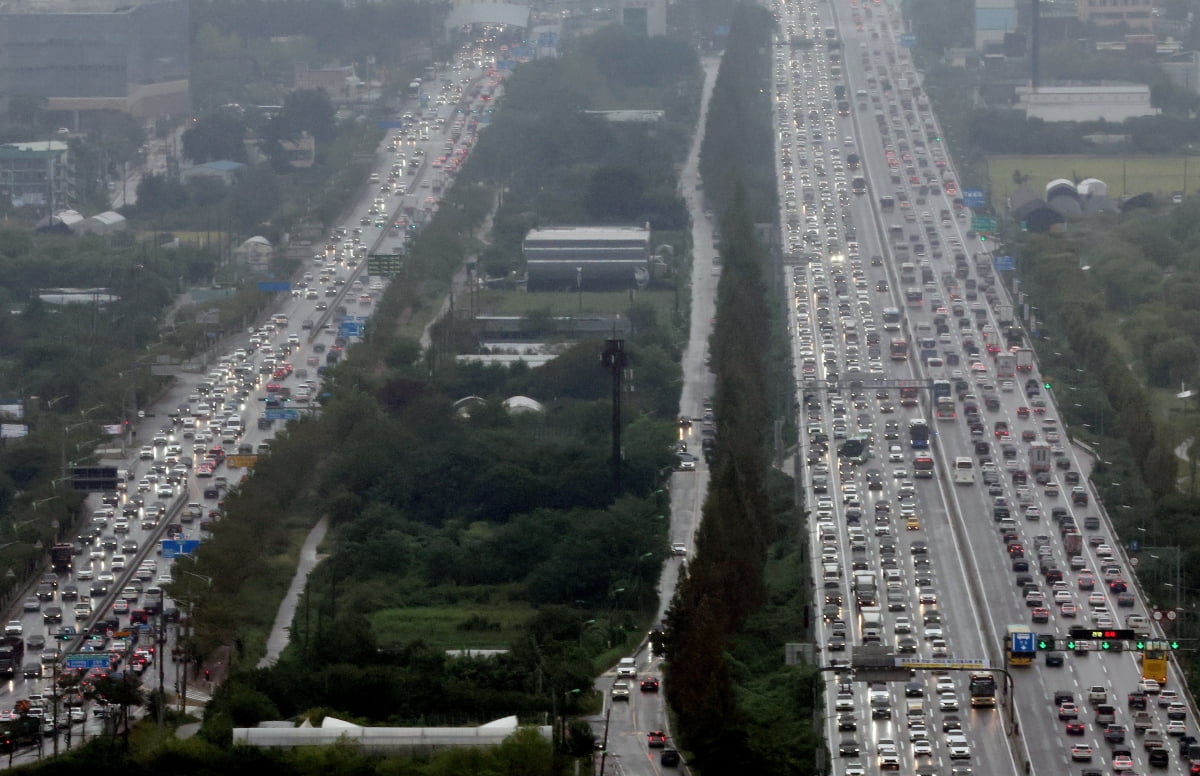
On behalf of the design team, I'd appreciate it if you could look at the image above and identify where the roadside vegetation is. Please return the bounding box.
[664,4,821,773]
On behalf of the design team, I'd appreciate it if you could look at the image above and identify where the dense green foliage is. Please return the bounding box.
[698,4,778,223]
[453,26,700,282]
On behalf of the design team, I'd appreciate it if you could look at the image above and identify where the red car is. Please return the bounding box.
[1065,721,1085,736]
[640,677,660,692]
[647,731,667,748]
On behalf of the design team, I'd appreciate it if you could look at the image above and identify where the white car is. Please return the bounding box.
[946,734,971,759]
[939,692,959,711]
[844,761,866,776]
[888,445,904,462]
[912,739,933,757]
[894,617,912,634]
[139,446,155,460]
[4,621,21,636]
[156,483,174,498]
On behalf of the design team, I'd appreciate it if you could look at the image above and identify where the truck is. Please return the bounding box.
[49,543,74,573]
[1029,443,1052,474]
[0,716,38,752]
[1015,348,1034,371]
[997,303,1014,328]
[860,605,883,642]
[1064,531,1083,556]
[0,637,23,677]
[853,572,878,607]
[995,354,1016,380]
[1133,710,1153,733]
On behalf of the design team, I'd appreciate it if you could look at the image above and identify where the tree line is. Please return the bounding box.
[664,4,823,772]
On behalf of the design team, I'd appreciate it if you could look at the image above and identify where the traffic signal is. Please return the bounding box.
[1066,640,1076,650]
[1101,641,1111,650]
[1044,381,1053,391]
[1038,634,1054,650]
[1171,641,1181,650]
[1137,641,1146,650]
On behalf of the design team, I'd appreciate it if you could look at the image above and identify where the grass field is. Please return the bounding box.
[987,156,1200,204]
[475,288,679,318]
[372,601,535,651]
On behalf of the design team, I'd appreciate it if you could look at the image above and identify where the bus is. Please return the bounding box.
[953,457,975,484]
[879,195,895,213]
[1142,640,1170,685]
[935,396,956,420]
[898,261,916,283]
[1006,624,1036,666]
[899,385,919,407]
[913,454,934,478]
[882,308,902,331]
[905,287,923,309]
[932,379,953,402]
[838,434,873,465]
[890,338,909,360]
[908,419,930,449]
[968,673,997,707]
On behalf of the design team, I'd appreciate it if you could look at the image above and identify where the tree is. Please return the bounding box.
[182,110,249,164]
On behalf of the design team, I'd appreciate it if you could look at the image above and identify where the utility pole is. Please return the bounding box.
[602,339,627,497]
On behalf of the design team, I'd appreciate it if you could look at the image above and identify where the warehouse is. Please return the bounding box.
[523,225,651,291]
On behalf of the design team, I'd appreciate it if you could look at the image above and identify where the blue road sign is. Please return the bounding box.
[377,120,405,130]
[1011,630,1035,653]
[962,188,985,208]
[339,322,364,338]
[257,281,291,293]
[65,653,113,670]
[160,539,201,559]
[900,33,917,48]
[265,408,300,421]
[994,255,1016,272]
[509,46,535,60]
[1130,539,1140,552]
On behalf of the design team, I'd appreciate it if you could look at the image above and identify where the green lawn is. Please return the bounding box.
[987,156,1200,204]
[372,602,536,651]
[476,288,679,318]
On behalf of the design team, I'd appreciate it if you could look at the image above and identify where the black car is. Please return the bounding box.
[839,740,860,757]
[660,749,681,767]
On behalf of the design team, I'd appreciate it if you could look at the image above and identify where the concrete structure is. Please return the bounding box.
[1075,0,1152,29]
[0,0,190,122]
[619,0,665,36]
[293,63,363,104]
[180,160,245,186]
[0,140,71,210]
[975,0,1018,51]
[1015,83,1158,122]
[234,716,551,753]
[523,225,651,291]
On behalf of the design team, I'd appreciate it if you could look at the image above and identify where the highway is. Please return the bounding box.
[0,45,504,765]
[783,0,1197,774]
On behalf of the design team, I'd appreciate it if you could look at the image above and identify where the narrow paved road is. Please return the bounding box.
[258,516,329,667]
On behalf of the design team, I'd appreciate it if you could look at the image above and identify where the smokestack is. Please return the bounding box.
[1031,0,1040,89]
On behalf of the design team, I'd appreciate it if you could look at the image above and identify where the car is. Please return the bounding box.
[660,749,681,767]
[3,621,21,636]
[1168,720,1188,736]
[837,713,857,732]
[22,597,39,612]
[1066,721,1086,736]
[640,677,660,692]
[939,692,959,711]
[946,734,971,759]
[647,730,667,748]
[1139,679,1162,695]
[912,739,933,756]
[1113,753,1134,770]
[610,681,631,700]
[676,453,697,471]
[844,761,866,776]
[1059,702,1079,720]
[1159,690,1180,707]
[1071,744,1093,761]
[839,739,860,757]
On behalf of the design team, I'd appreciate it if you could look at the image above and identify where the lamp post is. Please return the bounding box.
[576,266,583,312]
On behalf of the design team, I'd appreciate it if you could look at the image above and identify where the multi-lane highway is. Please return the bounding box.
[777,0,1196,774]
[0,45,505,763]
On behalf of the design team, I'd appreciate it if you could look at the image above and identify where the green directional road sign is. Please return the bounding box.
[367,253,404,277]
[971,216,998,232]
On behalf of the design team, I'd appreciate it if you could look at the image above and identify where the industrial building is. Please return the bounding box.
[1075,0,1153,29]
[0,0,190,122]
[523,225,651,291]
[1015,83,1158,122]
[975,0,1018,52]
[618,0,666,36]
[0,140,72,211]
